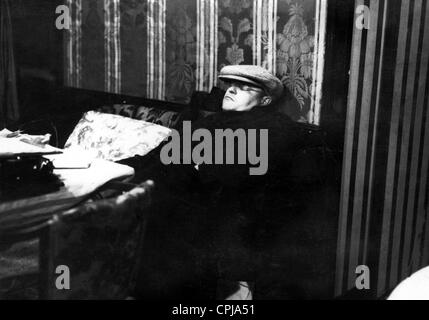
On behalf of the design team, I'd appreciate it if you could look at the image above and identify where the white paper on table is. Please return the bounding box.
[0,137,61,157]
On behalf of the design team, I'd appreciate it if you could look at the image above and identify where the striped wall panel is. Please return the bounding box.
[196,0,218,92]
[65,0,82,87]
[309,0,327,125]
[146,0,166,100]
[253,0,277,73]
[335,0,429,298]
[104,0,121,94]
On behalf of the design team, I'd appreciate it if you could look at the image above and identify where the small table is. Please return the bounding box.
[0,155,135,231]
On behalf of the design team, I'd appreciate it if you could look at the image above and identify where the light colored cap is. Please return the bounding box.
[218,65,284,101]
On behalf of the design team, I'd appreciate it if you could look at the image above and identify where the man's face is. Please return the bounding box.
[221,81,267,112]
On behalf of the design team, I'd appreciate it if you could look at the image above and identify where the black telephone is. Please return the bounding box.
[0,156,63,201]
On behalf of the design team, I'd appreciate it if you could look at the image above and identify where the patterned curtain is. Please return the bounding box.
[65,0,326,124]
[0,0,19,128]
[335,0,429,298]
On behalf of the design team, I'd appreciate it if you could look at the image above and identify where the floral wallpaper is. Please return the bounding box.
[218,0,253,67]
[65,0,325,123]
[120,0,148,96]
[276,0,316,120]
[81,0,105,92]
[165,0,197,103]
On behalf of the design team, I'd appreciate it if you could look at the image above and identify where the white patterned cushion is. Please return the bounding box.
[64,111,171,162]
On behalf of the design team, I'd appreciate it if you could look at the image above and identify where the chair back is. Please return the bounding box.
[45,181,153,299]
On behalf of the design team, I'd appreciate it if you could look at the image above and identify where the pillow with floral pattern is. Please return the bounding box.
[64,111,171,162]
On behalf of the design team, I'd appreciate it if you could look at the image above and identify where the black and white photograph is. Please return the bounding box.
[0,0,429,303]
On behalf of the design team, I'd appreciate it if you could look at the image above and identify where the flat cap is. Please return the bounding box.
[218,65,284,101]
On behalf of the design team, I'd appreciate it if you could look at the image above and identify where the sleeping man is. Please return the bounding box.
[134,65,300,300]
